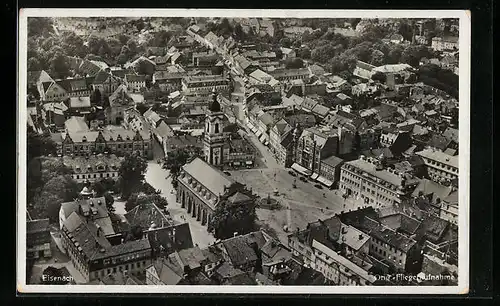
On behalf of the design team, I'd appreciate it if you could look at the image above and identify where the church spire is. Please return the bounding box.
[209,87,221,112]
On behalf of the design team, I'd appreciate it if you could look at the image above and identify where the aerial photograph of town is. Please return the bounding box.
[23,15,460,287]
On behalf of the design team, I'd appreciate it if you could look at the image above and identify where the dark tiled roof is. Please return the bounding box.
[339,207,379,231]
[420,215,449,243]
[442,127,459,143]
[64,212,112,260]
[321,155,344,167]
[280,132,294,148]
[429,134,451,151]
[284,114,316,128]
[148,222,194,254]
[125,202,174,230]
[370,227,417,253]
[94,238,151,260]
[125,74,146,83]
[176,247,206,270]
[221,231,266,267]
[93,70,112,84]
[411,179,453,203]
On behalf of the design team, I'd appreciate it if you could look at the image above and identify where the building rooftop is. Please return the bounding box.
[321,155,344,168]
[62,154,122,173]
[182,157,234,197]
[416,148,459,168]
[69,96,91,109]
[65,116,90,133]
[345,157,412,187]
[125,202,174,230]
[220,231,266,267]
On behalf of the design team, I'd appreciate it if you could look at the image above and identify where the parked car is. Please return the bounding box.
[288,170,297,176]
[314,184,323,189]
[223,171,232,176]
[299,176,308,182]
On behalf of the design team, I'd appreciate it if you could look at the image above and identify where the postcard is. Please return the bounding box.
[17,9,470,294]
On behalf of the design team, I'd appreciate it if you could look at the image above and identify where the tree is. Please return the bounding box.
[28,17,54,37]
[119,153,148,199]
[137,60,154,75]
[27,57,42,71]
[311,44,343,64]
[387,44,404,64]
[27,129,57,161]
[117,33,131,45]
[279,37,292,48]
[370,49,386,66]
[122,224,144,242]
[208,191,258,239]
[297,47,311,59]
[360,23,388,41]
[62,31,87,57]
[285,58,304,69]
[90,88,102,106]
[49,52,71,79]
[43,175,80,202]
[398,20,415,42]
[401,45,433,67]
[352,131,361,153]
[104,192,115,213]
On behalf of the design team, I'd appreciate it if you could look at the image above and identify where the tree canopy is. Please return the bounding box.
[208,190,258,240]
[119,153,148,199]
[125,192,168,212]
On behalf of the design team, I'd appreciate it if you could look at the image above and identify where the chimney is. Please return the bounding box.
[358,234,363,240]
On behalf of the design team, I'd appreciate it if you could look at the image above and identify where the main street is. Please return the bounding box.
[144,162,216,249]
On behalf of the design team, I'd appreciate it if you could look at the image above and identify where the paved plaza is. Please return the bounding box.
[229,167,367,244]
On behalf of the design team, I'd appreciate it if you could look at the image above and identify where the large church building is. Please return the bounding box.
[175,90,254,228]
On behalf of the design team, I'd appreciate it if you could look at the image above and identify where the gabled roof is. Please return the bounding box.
[220,231,266,267]
[92,70,112,84]
[321,155,344,168]
[109,84,134,107]
[65,116,89,133]
[355,60,376,71]
[125,74,146,83]
[227,192,252,204]
[442,127,459,143]
[182,157,234,197]
[411,179,453,203]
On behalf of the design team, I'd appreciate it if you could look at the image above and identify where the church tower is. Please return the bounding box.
[203,89,229,166]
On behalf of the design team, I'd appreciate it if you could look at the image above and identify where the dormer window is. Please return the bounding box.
[82,136,87,142]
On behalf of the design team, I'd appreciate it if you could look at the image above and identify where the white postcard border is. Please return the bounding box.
[17,8,471,295]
